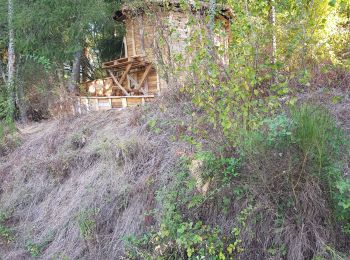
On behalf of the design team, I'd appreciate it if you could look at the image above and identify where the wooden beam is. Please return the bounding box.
[144,80,149,94]
[119,63,132,85]
[136,64,152,90]
[127,74,139,89]
[122,98,127,108]
[107,69,129,96]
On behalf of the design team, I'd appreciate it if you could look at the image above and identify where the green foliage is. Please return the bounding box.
[291,106,350,232]
[291,105,344,166]
[0,83,16,124]
[26,242,41,257]
[125,156,244,259]
[14,0,115,63]
[0,0,125,122]
[194,151,240,182]
[77,209,97,241]
[147,119,161,134]
[263,114,293,147]
[0,211,14,244]
[25,231,55,257]
[185,1,287,143]
[246,105,350,234]
[184,0,349,145]
[334,176,350,234]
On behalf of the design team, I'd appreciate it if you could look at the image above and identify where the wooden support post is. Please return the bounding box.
[119,63,132,85]
[107,69,129,96]
[144,80,149,94]
[122,98,127,108]
[127,74,140,89]
[136,64,152,90]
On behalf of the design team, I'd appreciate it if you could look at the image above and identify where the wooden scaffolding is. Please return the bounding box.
[80,55,158,110]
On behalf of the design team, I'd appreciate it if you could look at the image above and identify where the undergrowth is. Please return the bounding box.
[126,105,350,259]
[0,212,14,245]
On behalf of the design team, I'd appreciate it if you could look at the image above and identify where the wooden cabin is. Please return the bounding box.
[80,1,232,111]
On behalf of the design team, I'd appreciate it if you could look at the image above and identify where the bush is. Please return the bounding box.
[126,105,350,259]
[241,105,350,257]
[291,105,350,234]
[125,157,243,259]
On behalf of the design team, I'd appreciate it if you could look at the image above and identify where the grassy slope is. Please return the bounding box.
[0,89,350,259]
[0,107,186,259]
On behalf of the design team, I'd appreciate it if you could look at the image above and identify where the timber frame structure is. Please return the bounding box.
[80,1,232,111]
[80,55,158,110]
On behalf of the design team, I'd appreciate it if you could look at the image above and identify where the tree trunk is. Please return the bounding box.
[208,0,216,49]
[68,50,82,94]
[7,0,15,117]
[269,0,277,83]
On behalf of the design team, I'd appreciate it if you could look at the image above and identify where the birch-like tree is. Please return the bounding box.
[7,0,15,117]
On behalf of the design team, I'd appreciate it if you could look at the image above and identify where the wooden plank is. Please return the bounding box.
[80,95,155,109]
[127,97,143,103]
[122,98,127,108]
[137,64,152,90]
[119,63,132,85]
[111,98,123,108]
[102,61,147,70]
[127,97,143,107]
[144,80,149,94]
[80,95,154,99]
[107,69,129,96]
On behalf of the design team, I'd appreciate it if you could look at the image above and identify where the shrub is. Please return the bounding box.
[291,105,350,233]
[125,158,243,259]
[240,104,350,257]
[126,105,350,259]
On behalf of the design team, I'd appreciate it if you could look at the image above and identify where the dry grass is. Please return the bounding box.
[1,87,350,259]
[0,105,188,259]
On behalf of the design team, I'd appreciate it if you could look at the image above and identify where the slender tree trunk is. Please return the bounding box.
[68,50,82,94]
[7,0,15,117]
[208,0,216,50]
[269,0,277,83]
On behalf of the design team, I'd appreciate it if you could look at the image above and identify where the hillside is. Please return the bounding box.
[0,0,349,259]
[0,104,188,259]
[0,90,350,259]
